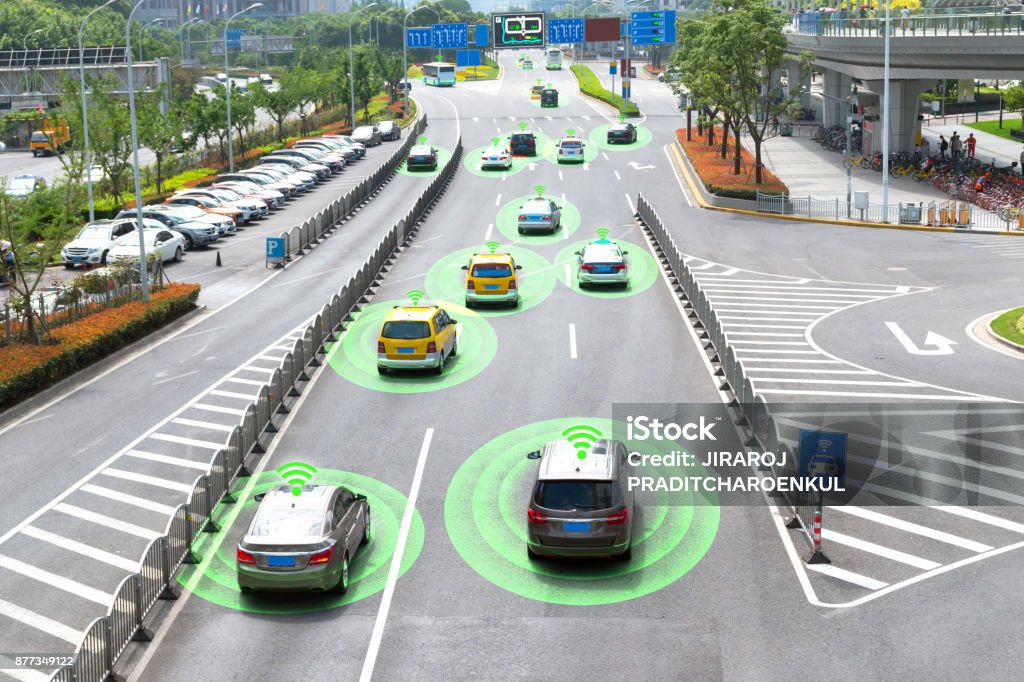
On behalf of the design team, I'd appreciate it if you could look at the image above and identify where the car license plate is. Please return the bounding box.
[489,157,497,161]
[594,266,613,274]
[397,347,415,354]
[415,157,424,161]
[563,522,590,532]
[72,256,82,262]
[267,555,295,567]
[484,284,499,290]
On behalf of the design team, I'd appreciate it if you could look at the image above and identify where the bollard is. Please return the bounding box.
[216,251,222,267]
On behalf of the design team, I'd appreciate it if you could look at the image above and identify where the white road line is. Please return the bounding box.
[569,324,578,359]
[614,170,621,180]
[80,484,177,515]
[565,116,573,122]
[0,598,82,644]
[258,354,286,362]
[149,433,224,450]
[712,303,839,310]
[54,504,162,540]
[126,448,211,469]
[726,332,805,337]
[153,370,200,386]
[495,193,502,206]
[804,563,889,590]
[747,369,874,375]
[272,345,292,352]
[624,193,635,215]
[751,378,917,386]
[101,469,194,493]
[0,556,113,606]
[718,314,820,319]
[723,325,806,330]
[761,389,1002,400]
[730,341,811,346]
[485,223,493,241]
[21,526,138,573]
[224,377,268,387]
[191,403,247,417]
[699,284,894,294]
[737,349,822,354]
[741,358,841,364]
[558,170,563,181]
[602,152,610,161]
[821,529,941,570]
[360,428,434,682]
[208,389,258,400]
[170,418,235,433]
[583,115,591,121]
[564,264,572,286]
[829,506,994,551]
[238,366,275,374]
[934,506,1024,534]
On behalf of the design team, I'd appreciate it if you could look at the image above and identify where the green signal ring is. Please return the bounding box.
[587,123,654,152]
[423,247,556,318]
[445,418,720,605]
[397,146,453,177]
[495,194,582,246]
[178,470,424,613]
[555,238,660,299]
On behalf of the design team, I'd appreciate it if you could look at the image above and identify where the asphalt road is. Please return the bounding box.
[3,49,1024,682]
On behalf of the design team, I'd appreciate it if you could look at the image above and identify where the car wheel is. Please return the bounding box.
[63,263,75,269]
[527,546,540,560]
[377,365,388,375]
[361,508,372,545]
[618,545,632,561]
[450,339,458,358]
[336,553,350,594]
[465,299,474,309]
[173,246,183,262]
[433,350,445,375]
[183,235,194,250]
[100,250,108,266]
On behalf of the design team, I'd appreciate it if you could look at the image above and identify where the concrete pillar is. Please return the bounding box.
[862,78,931,153]
[822,68,852,129]
[785,59,810,109]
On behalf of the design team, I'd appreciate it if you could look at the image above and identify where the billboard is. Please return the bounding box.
[584,17,621,42]
[492,12,546,49]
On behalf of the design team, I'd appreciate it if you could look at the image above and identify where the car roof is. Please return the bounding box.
[260,484,335,511]
[583,240,623,258]
[410,145,434,154]
[559,137,582,143]
[384,305,439,322]
[538,439,616,481]
[611,122,631,130]
[483,146,506,153]
[531,84,544,89]
[523,197,551,205]
[511,131,535,137]
[378,121,397,128]
[470,252,513,264]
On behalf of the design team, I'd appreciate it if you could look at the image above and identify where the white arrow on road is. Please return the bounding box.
[527,162,537,170]
[627,161,655,170]
[582,162,591,171]
[884,322,957,356]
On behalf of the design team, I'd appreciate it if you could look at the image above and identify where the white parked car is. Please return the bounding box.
[109,228,186,265]
[61,218,163,268]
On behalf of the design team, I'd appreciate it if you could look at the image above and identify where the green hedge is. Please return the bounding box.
[704,184,761,201]
[570,65,641,117]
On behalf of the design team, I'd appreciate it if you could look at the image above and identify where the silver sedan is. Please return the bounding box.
[517,197,562,234]
[576,240,629,288]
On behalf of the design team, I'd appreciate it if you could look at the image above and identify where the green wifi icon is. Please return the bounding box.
[619,113,626,123]
[518,121,528,132]
[418,135,427,144]
[562,425,603,460]
[491,136,500,146]
[435,52,443,61]
[276,461,318,496]
[486,241,500,253]
[537,78,543,84]
[595,228,610,240]
[534,185,546,196]
[547,82,552,88]
[566,128,575,136]
[407,289,425,305]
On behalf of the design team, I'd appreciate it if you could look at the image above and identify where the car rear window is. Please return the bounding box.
[511,134,535,143]
[250,509,324,538]
[381,320,430,339]
[561,141,582,148]
[534,481,620,511]
[472,264,512,278]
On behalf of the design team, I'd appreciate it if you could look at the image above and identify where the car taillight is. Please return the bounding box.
[236,548,255,565]
[308,546,334,565]
[612,263,626,271]
[518,215,527,221]
[377,341,385,353]
[543,216,552,221]
[606,508,629,525]
[581,263,595,271]
[426,341,437,353]
[508,280,517,290]
[528,140,535,146]
[527,508,547,524]
[466,279,475,290]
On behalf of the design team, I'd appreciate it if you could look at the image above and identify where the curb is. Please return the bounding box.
[668,139,1024,237]
[987,309,1024,355]
[566,65,642,118]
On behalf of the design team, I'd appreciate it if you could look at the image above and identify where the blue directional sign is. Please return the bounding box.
[406,27,432,49]
[432,23,469,49]
[548,18,585,44]
[266,237,286,267]
[798,430,847,487]
[456,49,481,67]
[629,10,676,45]
[224,29,243,49]
[474,24,489,47]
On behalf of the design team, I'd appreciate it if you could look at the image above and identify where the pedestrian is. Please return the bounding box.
[900,6,909,31]
[965,132,977,158]
[950,131,962,160]
[939,135,948,158]
[1019,145,1024,176]
[771,116,779,134]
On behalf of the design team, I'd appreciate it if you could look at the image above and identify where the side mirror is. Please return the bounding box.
[574,250,583,256]
[460,264,469,270]
[254,493,266,502]
[622,250,629,255]
[515,264,523,270]
[449,318,458,325]
[355,493,368,501]
[526,450,542,460]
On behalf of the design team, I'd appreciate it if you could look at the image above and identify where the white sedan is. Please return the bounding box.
[109,228,186,264]
[480,146,512,170]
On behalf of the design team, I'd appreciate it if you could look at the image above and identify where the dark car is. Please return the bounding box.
[540,89,559,108]
[376,120,401,141]
[607,122,638,144]
[237,484,371,593]
[509,132,537,157]
[117,208,219,249]
[406,144,438,171]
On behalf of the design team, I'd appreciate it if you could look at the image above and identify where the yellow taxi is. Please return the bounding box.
[462,252,521,308]
[377,305,458,376]
[530,84,544,100]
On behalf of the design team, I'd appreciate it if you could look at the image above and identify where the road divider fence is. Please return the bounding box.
[51,124,465,682]
[635,192,829,564]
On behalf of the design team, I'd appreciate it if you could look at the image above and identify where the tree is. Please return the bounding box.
[372,46,404,104]
[186,92,216,151]
[1003,83,1024,130]
[137,92,184,194]
[250,80,298,142]
[87,75,134,199]
[353,51,378,123]
[0,178,85,344]
[227,85,256,153]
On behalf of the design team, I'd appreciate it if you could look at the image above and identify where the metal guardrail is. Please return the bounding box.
[50,117,464,682]
[790,10,1024,37]
[0,47,130,68]
[635,192,827,563]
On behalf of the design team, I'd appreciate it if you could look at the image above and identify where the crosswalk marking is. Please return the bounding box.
[126,448,212,469]
[804,562,890,590]
[0,597,82,644]
[170,417,235,433]
[934,506,1024,534]
[225,377,268,387]
[209,389,259,400]
[101,468,194,494]
[821,529,941,570]
[54,503,162,540]
[192,403,247,416]
[0,556,113,606]
[149,433,224,450]
[20,526,138,573]
[828,506,993,552]
[80,484,177,515]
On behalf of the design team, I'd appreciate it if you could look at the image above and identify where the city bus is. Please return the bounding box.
[545,47,562,70]
[422,62,456,86]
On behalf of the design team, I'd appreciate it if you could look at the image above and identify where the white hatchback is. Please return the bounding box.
[555,137,586,164]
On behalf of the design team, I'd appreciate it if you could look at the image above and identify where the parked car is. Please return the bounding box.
[219,172,296,198]
[108,228,186,264]
[117,208,219,249]
[295,139,358,163]
[163,194,244,226]
[213,180,285,209]
[6,174,45,197]
[270,148,344,174]
[351,125,382,147]
[260,73,273,85]
[152,203,235,235]
[376,120,401,141]
[259,155,330,181]
[61,218,161,268]
[323,135,366,158]
[173,189,264,222]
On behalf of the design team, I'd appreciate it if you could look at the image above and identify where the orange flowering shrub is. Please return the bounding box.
[677,127,789,199]
[0,283,200,409]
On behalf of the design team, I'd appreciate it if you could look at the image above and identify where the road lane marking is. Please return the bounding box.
[0,597,82,644]
[804,563,889,591]
[602,152,610,161]
[485,223,493,241]
[149,433,224,450]
[614,170,621,180]
[224,377,268,387]
[757,389,1002,399]
[569,324,578,359]
[152,370,199,386]
[747,369,873,375]
[258,354,287,362]
[0,556,113,606]
[820,530,941,570]
[564,264,571,286]
[360,429,434,682]
[934,506,1024,533]
[624,193,635,215]
[726,332,805,337]
[127,448,213,468]
[558,170,563,181]
[495,193,502,206]
[828,506,994,551]
[101,469,194,493]
[21,526,139,573]
[238,366,275,374]
[208,389,259,400]
[191,403,246,417]
[80,484,177,515]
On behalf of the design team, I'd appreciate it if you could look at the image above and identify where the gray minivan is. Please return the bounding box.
[526,438,635,561]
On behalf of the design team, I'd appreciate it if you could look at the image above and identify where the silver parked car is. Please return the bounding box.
[237,484,371,593]
[351,125,383,146]
[517,197,562,234]
[576,239,629,288]
[526,439,635,560]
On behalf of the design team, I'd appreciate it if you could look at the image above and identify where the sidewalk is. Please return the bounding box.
[920,119,1023,169]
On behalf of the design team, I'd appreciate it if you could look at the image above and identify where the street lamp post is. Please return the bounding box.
[78,0,118,224]
[139,18,164,63]
[816,86,857,217]
[349,3,379,128]
[125,0,150,302]
[402,5,439,119]
[226,3,263,173]
[881,0,891,220]
[178,18,199,62]
[186,19,204,61]
[23,29,43,95]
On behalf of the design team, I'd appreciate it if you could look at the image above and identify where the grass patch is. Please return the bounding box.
[570,65,640,117]
[990,306,1024,347]
[677,127,789,200]
[967,117,1023,141]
